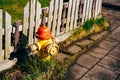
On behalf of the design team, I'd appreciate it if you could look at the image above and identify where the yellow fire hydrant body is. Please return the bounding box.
[29,26,59,61]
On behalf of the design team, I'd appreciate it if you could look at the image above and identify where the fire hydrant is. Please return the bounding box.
[29,25,59,61]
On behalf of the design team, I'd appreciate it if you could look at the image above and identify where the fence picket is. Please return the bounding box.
[0,9,2,28]
[88,0,94,18]
[85,0,91,21]
[48,0,54,30]
[0,29,4,61]
[22,2,30,46]
[70,0,77,30]
[56,0,63,35]
[34,1,41,42]
[0,10,4,61]
[82,0,87,24]
[73,0,80,29]
[65,0,72,32]
[52,0,59,36]
[28,0,36,45]
[5,12,12,59]
[95,0,99,18]
[98,0,102,14]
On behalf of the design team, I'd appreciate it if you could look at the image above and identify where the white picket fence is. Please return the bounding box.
[0,0,102,61]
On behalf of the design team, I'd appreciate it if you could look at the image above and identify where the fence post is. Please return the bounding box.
[95,0,99,18]
[48,0,54,30]
[22,2,30,46]
[28,0,36,45]
[0,9,4,61]
[78,0,83,25]
[65,0,72,32]
[82,0,87,25]
[74,0,80,29]
[52,0,59,36]
[88,0,94,19]
[5,12,12,59]
[56,0,63,35]
[34,1,41,42]
[61,3,67,33]
[70,0,76,30]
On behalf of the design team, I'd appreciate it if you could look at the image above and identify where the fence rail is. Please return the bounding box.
[0,0,102,61]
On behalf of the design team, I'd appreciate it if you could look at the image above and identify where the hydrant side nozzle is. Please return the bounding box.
[28,43,39,53]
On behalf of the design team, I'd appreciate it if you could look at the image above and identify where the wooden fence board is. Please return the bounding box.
[52,0,59,36]
[5,12,12,59]
[0,9,2,28]
[98,0,102,14]
[28,0,36,45]
[48,0,54,30]
[82,0,87,24]
[88,0,94,18]
[74,0,80,29]
[0,29,4,61]
[95,0,99,18]
[35,1,41,42]
[56,0,63,35]
[70,0,77,30]
[65,0,72,32]
[85,0,90,21]
[22,2,29,46]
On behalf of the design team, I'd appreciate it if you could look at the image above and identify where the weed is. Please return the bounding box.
[83,19,95,31]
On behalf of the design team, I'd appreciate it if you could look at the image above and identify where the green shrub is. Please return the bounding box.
[83,19,95,31]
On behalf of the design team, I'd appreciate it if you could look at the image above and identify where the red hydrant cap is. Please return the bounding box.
[36,25,52,40]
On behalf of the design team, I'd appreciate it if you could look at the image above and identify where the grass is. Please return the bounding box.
[0,0,50,23]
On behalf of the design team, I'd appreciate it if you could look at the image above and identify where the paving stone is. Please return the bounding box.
[97,40,118,50]
[55,52,69,61]
[109,49,120,60]
[75,40,93,47]
[87,47,109,59]
[109,19,120,31]
[100,31,109,36]
[79,77,90,80]
[85,65,116,80]
[77,54,99,69]
[98,56,120,73]
[116,44,120,50]
[68,64,88,80]
[91,34,103,41]
[64,44,82,54]
[106,34,120,42]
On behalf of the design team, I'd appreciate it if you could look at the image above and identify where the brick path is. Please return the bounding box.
[60,1,120,80]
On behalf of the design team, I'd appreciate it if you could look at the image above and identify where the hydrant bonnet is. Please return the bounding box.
[36,25,52,40]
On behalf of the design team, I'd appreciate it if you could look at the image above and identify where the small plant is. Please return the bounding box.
[83,19,95,31]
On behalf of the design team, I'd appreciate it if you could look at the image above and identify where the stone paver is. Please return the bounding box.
[69,64,88,80]
[55,52,69,61]
[85,65,117,80]
[116,44,120,50]
[75,40,93,47]
[79,77,90,80]
[63,44,82,55]
[100,31,109,36]
[97,40,118,50]
[87,47,109,59]
[106,34,120,42]
[77,54,99,69]
[109,18,120,31]
[109,48,120,60]
[91,34,103,41]
[98,56,120,73]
